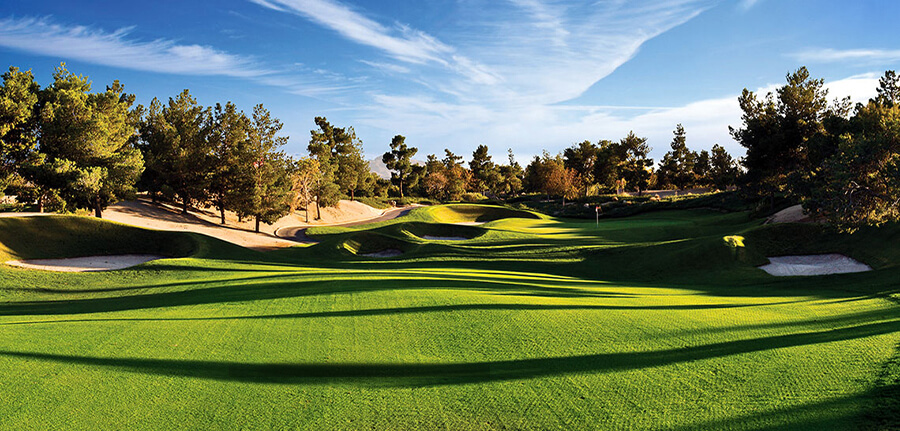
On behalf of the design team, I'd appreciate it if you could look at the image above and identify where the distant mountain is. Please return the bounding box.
[368,157,424,179]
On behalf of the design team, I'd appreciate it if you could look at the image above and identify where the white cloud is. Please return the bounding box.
[0,16,359,98]
[0,17,269,78]
[792,48,900,64]
[355,73,884,163]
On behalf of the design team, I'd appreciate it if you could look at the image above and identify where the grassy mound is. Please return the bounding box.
[341,231,410,257]
[0,216,197,261]
[422,204,540,224]
[401,221,484,241]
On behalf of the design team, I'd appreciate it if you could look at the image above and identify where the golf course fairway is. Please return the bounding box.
[0,204,898,430]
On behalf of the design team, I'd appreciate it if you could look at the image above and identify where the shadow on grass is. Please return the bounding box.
[0,271,666,316]
[0,300,807,326]
[665,385,897,431]
[1,319,898,388]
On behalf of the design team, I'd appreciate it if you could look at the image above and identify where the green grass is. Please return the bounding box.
[0,204,898,430]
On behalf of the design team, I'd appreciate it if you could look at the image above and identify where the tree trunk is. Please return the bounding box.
[255,215,260,233]
[304,202,309,223]
[220,205,226,225]
[399,179,404,198]
[182,196,189,214]
[350,189,355,201]
[316,199,321,220]
[37,195,44,213]
[93,195,103,218]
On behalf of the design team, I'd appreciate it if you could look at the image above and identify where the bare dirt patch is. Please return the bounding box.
[5,254,165,272]
[758,254,872,276]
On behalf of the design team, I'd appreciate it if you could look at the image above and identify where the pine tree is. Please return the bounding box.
[36,64,143,217]
[382,134,418,198]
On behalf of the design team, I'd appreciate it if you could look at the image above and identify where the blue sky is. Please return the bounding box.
[2,0,898,163]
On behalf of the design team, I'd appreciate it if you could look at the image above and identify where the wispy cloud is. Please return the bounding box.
[250,0,452,65]
[250,0,501,86]
[0,16,269,78]
[738,0,761,11]
[0,16,359,98]
[792,48,900,64]
[358,60,410,75]
[252,0,715,106]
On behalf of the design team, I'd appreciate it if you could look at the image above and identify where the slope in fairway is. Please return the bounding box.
[0,206,898,430]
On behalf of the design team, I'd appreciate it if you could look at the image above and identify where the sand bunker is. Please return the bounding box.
[766,204,815,224]
[422,235,469,241]
[758,254,872,276]
[361,249,404,258]
[5,254,165,272]
[453,221,485,226]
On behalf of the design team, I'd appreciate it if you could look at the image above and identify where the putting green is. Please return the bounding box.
[0,205,897,430]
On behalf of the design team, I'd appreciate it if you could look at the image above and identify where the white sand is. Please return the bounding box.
[767,204,811,224]
[5,254,165,272]
[361,249,403,258]
[758,254,872,276]
[422,235,469,241]
[453,221,485,226]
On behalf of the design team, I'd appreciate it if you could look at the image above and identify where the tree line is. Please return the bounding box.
[379,128,738,205]
[731,67,900,231]
[0,64,382,230]
[3,63,895,232]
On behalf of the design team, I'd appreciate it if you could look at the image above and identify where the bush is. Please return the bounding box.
[461,192,487,202]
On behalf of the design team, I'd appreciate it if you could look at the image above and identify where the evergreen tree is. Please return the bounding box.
[707,144,738,191]
[563,140,599,196]
[382,134,418,198]
[0,66,39,194]
[619,131,653,194]
[808,71,900,230]
[692,149,711,187]
[498,148,524,196]
[35,64,143,217]
[442,149,468,201]
[469,144,501,194]
[308,116,359,216]
[208,102,251,224]
[239,104,292,232]
[730,67,833,200]
[334,135,368,201]
[139,89,213,213]
[592,139,624,193]
[656,124,694,190]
